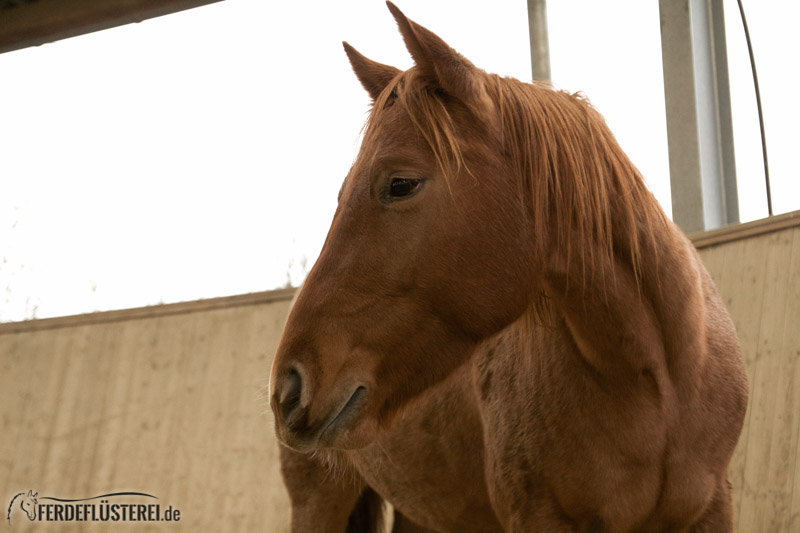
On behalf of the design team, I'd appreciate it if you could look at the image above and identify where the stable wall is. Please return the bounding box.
[1,211,798,532]
[0,290,295,532]
[694,211,800,531]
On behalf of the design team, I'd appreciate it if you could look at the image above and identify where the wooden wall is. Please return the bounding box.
[694,211,800,531]
[0,210,798,532]
[0,290,295,532]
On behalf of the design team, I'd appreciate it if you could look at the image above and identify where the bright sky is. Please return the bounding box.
[1,0,797,322]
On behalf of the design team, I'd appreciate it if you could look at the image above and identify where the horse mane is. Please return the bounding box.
[363,68,669,304]
[487,75,668,282]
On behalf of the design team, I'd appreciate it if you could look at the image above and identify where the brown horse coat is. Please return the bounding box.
[270,4,749,532]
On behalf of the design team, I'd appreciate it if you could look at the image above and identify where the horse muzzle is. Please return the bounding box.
[271,363,371,451]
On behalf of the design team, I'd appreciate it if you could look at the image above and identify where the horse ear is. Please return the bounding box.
[343,42,401,101]
[386,2,489,108]
[27,490,33,497]
[32,492,38,499]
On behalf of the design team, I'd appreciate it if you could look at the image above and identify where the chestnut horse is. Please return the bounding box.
[270,3,749,532]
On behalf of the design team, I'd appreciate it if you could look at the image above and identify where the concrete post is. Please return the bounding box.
[659,0,739,232]
[527,0,551,82]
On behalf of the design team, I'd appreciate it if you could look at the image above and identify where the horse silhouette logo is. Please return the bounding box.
[6,490,38,524]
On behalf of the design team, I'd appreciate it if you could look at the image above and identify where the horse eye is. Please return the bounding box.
[389,178,422,199]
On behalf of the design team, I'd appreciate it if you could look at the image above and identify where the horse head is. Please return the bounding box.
[270,2,539,451]
[21,490,37,521]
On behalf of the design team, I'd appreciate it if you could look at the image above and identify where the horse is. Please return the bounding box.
[269,3,749,531]
[7,490,38,524]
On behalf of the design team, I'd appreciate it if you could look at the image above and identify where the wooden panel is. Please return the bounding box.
[737,230,795,531]
[0,297,292,532]
[721,237,768,523]
[691,209,800,249]
[784,228,800,531]
[698,225,800,531]
[0,288,297,334]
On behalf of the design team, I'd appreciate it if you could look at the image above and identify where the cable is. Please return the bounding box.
[736,0,772,216]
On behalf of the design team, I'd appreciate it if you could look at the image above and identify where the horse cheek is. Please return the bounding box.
[425,214,534,340]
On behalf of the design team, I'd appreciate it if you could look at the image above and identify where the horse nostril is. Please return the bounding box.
[278,366,303,422]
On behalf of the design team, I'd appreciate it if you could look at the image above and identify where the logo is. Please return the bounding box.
[6,490,180,526]
[6,491,37,523]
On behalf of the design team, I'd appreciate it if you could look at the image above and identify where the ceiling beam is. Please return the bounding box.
[0,0,222,55]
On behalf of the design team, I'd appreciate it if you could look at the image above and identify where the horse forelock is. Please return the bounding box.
[359,69,467,187]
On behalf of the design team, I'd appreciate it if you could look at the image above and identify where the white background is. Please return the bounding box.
[1,0,797,321]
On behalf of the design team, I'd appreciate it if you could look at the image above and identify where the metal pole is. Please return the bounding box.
[527,0,551,82]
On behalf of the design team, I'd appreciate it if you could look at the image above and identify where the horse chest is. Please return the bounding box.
[349,366,503,532]
[472,323,670,528]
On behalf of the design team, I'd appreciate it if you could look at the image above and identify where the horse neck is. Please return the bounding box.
[540,213,707,385]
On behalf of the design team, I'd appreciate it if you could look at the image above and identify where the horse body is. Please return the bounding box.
[270,4,748,531]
